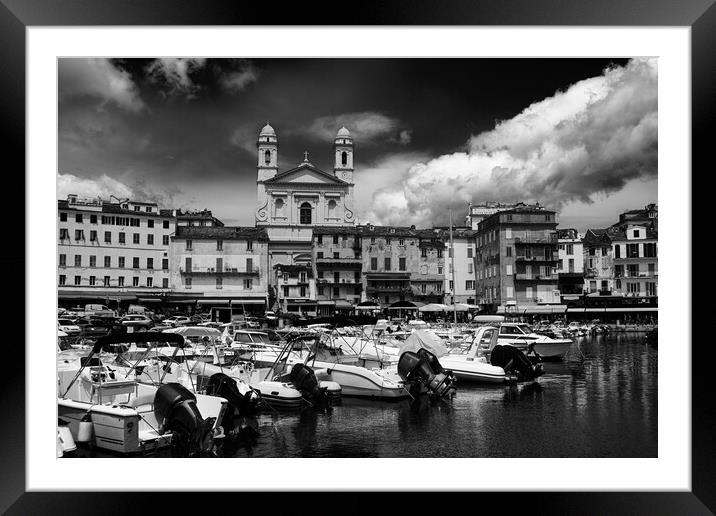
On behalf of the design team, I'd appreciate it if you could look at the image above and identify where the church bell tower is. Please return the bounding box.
[257,122,278,181]
[333,126,354,183]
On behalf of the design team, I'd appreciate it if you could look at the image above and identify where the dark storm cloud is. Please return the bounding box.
[58,57,651,230]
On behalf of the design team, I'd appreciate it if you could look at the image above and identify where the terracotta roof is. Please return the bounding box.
[174,226,269,241]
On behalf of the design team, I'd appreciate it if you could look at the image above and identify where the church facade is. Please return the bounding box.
[253,123,357,306]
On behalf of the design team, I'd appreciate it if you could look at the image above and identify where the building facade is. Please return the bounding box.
[475,206,560,312]
[556,228,585,296]
[58,195,176,307]
[611,224,658,298]
[437,227,477,304]
[274,263,316,315]
[312,227,363,315]
[465,201,526,230]
[168,226,269,312]
[582,229,614,294]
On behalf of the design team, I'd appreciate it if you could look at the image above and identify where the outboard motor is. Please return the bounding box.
[398,348,457,399]
[207,373,260,422]
[289,363,329,410]
[153,383,217,457]
[490,345,544,381]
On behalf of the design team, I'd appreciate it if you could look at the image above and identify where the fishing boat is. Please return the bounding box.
[497,322,573,360]
[57,333,228,456]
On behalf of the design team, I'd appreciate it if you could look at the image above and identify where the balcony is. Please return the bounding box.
[514,274,556,281]
[514,235,558,245]
[316,279,362,285]
[615,271,658,278]
[179,266,259,276]
[515,255,558,262]
[315,256,362,267]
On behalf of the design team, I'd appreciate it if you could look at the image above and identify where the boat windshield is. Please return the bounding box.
[234,333,254,343]
[250,333,269,344]
[518,324,533,334]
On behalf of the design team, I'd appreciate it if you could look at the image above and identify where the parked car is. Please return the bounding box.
[76,316,125,339]
[57,318,81,336]
[119,314,154,331]
[161,315,192,327]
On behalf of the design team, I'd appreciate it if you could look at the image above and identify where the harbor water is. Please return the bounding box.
[77,331,657,458]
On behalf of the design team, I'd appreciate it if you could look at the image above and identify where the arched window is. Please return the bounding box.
[341,151,348,166]
[327,199,337,218]
[300,202,312,224]
[264,150,271,165]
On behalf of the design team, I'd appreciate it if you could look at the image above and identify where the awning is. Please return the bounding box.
[59,291,138,301]
[197,299,266,305]
[317,300,336,306]
[566,307,658,313]
[138,298,163,303]
[419,303,449,312]
[334,300,353,309]
[387,300,420,310]
[497,304,568,314]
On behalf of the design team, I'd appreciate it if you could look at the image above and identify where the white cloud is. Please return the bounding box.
[57,172,134,200]
[219,61,259,93]
[145,58,207,99]
[308,112,410,144]
[59,58,145,113]
[367,58,658,227]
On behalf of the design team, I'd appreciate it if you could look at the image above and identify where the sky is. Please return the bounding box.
[58,57,657,232]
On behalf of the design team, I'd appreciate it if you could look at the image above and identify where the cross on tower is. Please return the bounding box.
[303,151,309,162]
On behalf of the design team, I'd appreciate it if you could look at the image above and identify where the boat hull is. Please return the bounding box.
[438,357,506,384]
[532,341,572,360]
[312,362,409,400]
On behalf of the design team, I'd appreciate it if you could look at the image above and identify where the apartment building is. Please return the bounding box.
[312,227,363,315]
[57,194,176,307]
[361,225,418,307]
[274,263,316,315]
[168,226,269,312]
[475,205,560,313]
[556,228,585,296]
[582,229,614,294]
[611,225,658,298]
[436,227,477,304]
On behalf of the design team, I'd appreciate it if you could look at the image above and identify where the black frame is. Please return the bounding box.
[3,0,708,513]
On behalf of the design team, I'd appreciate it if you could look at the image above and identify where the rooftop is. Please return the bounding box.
[174,226,269,241]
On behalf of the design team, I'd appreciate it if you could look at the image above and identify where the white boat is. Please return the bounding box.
[438,327,509,384]
[497,322,573,360]
[58,333,228,456]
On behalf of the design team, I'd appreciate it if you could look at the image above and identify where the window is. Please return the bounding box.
[399,257,406,271]
[89,255,96,267]
[60,212,67,222]
[89,276,96,286]
[59,254,66,266]
[104,256,111,268]
[317,286,324,296]
[246,258,253,272]
[118,276,125,287]
[384,257,391,271]
[74,275,81,285]
[467,247,473,258]
[644,243,657,257]
[215,257,223,272]
[645,282,657,296]
[163,235,169,246]
[648,263,656,275]
[148,219,154,228]
[300,271,307,283]
[633,229,640,238]
[299,202,312,224]
[88,214,96,224]
[341,151,347,166]
[506,246,512,257]
[59,275,66,286]
[506,286,514,298]
[186,239,192,250]
[333,234,339,244]
[627,244,639,258]
[568,258,574,273]
[421,284,427,294]
[386,237,391,245]
[162,278,169,288]
[333,287,340,297]
[147,234,154,245]
[466,280,475,290]
[133,233,140,244]
[103,276,110,287]
[134,206,140,212]
[614,245,621,258]
[59,228,69,240]
[282,272,289,282]
[628,264,639,277]
[566,243,574,255]
[399,239,405,246]
[370,237,376,244]
[421,248,427,258]
[216,277,223,289]
[247,240,253,251]
[601,247,608,256]
[371,257,378,270]
[627,282,640,294]
[300,286,307,297]
[333,271,340,283]
[185,257,192,272]
[283,286,289,297]
[75,230,84,240]
[264,149,271,165]
[147,258,154,269]
[437,248,443,258]
[615,264,623,277]
[589,248,596,256]
[449,280,454,292]
[438,266,443,275]
[119,232,126,244]
[317,235,323,245]
[317,252,324,259]
[615,279,621,290]
[89,230,97,242]
[186,277,192,288]
[133,277,139,287]
[601,280,608,290]
[162,258,168,270]
[505,228,512,239]
[163,220,170,229]
[217,239,223,251]
[118,256,125,268]
[133,257,140,269]
[75,214,83,223]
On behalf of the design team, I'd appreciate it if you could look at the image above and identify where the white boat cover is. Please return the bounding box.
[399,330,448,358]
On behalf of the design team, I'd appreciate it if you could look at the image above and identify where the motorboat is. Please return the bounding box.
[57,333,228,456]
[497,322,573,361]
[396,330,458,399]
[57,418,77,457]
[437,329,510,384]
[468,326,544,381]
[287,332,410,401]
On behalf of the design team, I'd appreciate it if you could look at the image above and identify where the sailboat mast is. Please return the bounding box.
[449,209,457,325]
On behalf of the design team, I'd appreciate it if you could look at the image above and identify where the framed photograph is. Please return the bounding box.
[4,0,709,513]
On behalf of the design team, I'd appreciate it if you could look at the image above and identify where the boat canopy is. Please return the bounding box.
[399,329,449,358]
[91,332,187,354]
